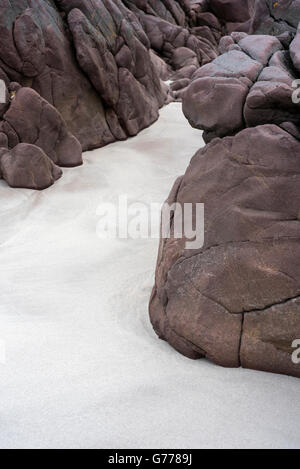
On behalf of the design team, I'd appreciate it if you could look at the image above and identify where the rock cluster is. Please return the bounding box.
[0,84,81,189]
[150,0,300,378]
[125,0,255,99]
[183,29,300,142]
[0,0,256,189]
[251,0,300,36]
[0,0,167,188]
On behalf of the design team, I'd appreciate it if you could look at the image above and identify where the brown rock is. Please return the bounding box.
[150,125,300,378]
[3,88,83,167]
[0,143,62,190]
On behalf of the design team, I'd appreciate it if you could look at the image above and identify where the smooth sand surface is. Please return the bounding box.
[0,103,300,449]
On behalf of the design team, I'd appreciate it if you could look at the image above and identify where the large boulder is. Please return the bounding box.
[150,125,300,378]
[150,1,300,379]
[124,0,255,97]
[0,143,62,190]
[183,32,300,142]
[183,76,249,138]
[2,87,83,167]
[238,34,283,65]
[0,0,257,168]
[0,0,173,189]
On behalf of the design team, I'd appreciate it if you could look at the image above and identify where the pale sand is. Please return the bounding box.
[0,103,299,449]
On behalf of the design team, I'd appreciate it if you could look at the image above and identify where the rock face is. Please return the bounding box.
[125,0,255,98]
[150,125,300,378]
[0,0,168,189]
[183,27,300,142]
[0,83,81,189]
[251,0,300,36]
[290,22,300,72]
[150,0,300,378]
[0,0,256,189]
[0,0,166,150]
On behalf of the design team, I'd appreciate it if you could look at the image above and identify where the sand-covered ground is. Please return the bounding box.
[0,103,299,449]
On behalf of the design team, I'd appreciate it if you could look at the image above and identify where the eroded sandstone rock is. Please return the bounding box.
[183,30,300,142]
[0,143,62,190]
[290,22,300,72]
[0,0,173,189]
[124,0,255,98]
[3,87,83,167]
[150,0,300,378]
[150,125,300,378]
[0,0,166,153]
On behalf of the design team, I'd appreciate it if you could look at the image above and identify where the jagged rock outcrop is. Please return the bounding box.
[0,0,168,188]
[183,30,300,142]
[251,0,300,36]
[0,0,256,189]
[150,0,300,378]
[0,83,81,189]
[0,143,62,189]
[124,0,255,98]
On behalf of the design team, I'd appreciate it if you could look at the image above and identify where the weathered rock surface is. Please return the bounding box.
[124,0,255,98]
[150,125,300,378]
[183,75,249,137]
[183,29,300,142]
[150,0,300,378]
[290,22,300,72]
[0,84,82,188]
[3,87,83,167]
[251,0,300,36]
[0,0,257,189]
[0,0,166,151]
[0,143,62,189]
[0,0,172,189]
